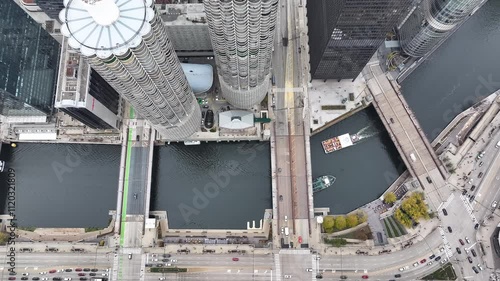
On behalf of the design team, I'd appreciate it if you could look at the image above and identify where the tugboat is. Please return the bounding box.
[313,175,336,193]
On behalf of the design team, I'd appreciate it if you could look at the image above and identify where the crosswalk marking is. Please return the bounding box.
[460,194,478,223]
[274,254,282,281]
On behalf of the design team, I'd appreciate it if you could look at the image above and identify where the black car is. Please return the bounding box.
[204,110,214,129]
[469,195,475,202]
[10,272,16,275]
[470,185,476,192]
[442,208,448,216]
[475,223,480,230]
[65,269,72,272]
[394,274,402,278]
[162,259,169,262]
[462,189,467,195]
[472,266,479,274]
[202,105,209,109]
[478,172,483,178]
[456,247,462,254]
[471,249,477,257]
[202,111,206,118]
[83,268,90,272]
[32,278,40,281]
[447,226,453,233]
[21,278,28,280]
[429,254,436,259]
[89,273,96,276]
[80,278,88,281]
[91,269,98,272]
[53,278,62,281]
[163,254,171,258]
[435,256,441,261]
[467,256,473,263]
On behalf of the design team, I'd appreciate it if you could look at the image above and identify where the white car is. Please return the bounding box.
[284,275,292,279]
[427,261,433,266]
[399,267,404,272]
[306,268,313,272]
[23,273,29,276]
[102,273,108,276]
[413,262,419,267]
[465,237,471,243]
[159,278,166,281]
[41,278,49,281]
[166,263,172,266]
[468,178,474,184]
[153,259,158,262]
[171,259,177,263]
[39,272,47,275]
[492,201,498,208]
[440,247,445,252]
[441,258,448,264]
[64,278,72,281]
[478,264,484,271]
[404,265,409,270]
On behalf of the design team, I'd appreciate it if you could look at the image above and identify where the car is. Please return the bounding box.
[49,270,56,274]
[75,269,82,272]
[316,256,321,260]
[340,276,348,280]
[8,278,16,280]
[475,223,480,230]
[163,254,171,258]
[394,274,401,278]
[162,259,169,262]
[471,249,477,257]
[468,178,473,184]
[133,193,138,199]
[202,105,209,109]
[427,261,433,266]
[90,269,98,272]
[462,189,467,195]
[447,226,453,232]
[42,279,49,281]
[232,258,239,261]
[53,278,62,281]
[63,278,72,281]
[305,268,313,272]
[316,275,323,279]
[362,275,369,279]
[204,110,214,128]
[472,266,479,274]
[128,253,132,259]
[467,256,473,263]
[39,272,47,275]
[156,264,163,267]
[165,263,172,266]
[456,247,462,254]
[159,278,166,281]
[171,259,177,263]
[152,259,158,262]
[440,258,448,264]
[10,272,16,276]
[413,262,419,267]
[493,201,498,208]
[298,236,303,243]
[420,259,427,263]
[33,278,40,281]
[435,256,441,261]
[470,185,476,191]
[429,254,436,259]
[89,273,96,277]
[459,239,465,245]
[470,195,475,202]
[478,172,483,178]
[465,248,469,254]
[465,237,471,243]
[23,274,29,276]
[279,195,283,201]
[21,278,28,281]
[440,247,445,252]
[399,267,404,272]
[77,273,85,276]
[79,279,87,281]
[442,208,448,215]
[64,269,72,272]
[83,269,90,272]
[284,275,292,279]
[477,264,483,271]
[101,273,107,276]
[479,161,484,167]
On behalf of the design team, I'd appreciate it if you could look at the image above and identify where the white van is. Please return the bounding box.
[284,227,289,236]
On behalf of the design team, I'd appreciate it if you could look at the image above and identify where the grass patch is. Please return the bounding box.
[336,225,373,241]
[321,105,346,110]
[324,238,348,247]
[390,216,407,235]
[382,218,394,238]
[150,267,188,273]
[85,227,104,232]
[18,226,36,232]
[422,263,457,280]
[387,217,401,237]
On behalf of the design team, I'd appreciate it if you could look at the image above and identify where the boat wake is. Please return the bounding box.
[356,124,380,141]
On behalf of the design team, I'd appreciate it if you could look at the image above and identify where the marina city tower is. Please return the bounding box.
[60,0,201,139]
[204,0,278,109]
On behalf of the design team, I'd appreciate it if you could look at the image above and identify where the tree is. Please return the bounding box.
[346,214,359,228]
[384,192,397,204]
[0,232,8,245]
[335,216,347,230]
[394,209,412,228]
[323,216,335,233]
[357,211,368,223]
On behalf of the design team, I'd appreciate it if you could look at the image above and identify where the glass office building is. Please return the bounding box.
[307,0,412,80]
[0,1,60,117]
[36,0,65,20]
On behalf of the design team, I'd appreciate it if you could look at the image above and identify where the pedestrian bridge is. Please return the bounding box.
[363,62,448,207]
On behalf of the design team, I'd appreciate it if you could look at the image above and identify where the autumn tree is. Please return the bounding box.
[384,192,397,204]
[346,214,359,228]
[323,216,335,233]
[335,216,347,230]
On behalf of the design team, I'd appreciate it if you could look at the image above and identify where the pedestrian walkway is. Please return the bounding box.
[459,194,478,223]
[361,200,388,246]
[274,254,281,281]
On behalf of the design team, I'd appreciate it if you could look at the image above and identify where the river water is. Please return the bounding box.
[1,1,499,228]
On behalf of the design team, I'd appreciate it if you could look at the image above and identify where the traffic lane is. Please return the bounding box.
[172,256,272,267]
[145,271,272,281]
[13,253,112,267]
[280,253,312,281]
[319,231,443,271]
[127,146,148,215]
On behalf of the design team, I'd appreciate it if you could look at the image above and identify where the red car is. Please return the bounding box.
[362,275,369,279]
[8,277,16,280]
[459,239,465,245]
[49,270,56,274]
[75,268,82,272]
[420,259,427,264]
[78,273,86,276]
[232,258,239,261]
[298,236,302,244]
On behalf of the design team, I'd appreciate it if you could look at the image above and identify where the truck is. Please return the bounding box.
[284,227,289,236]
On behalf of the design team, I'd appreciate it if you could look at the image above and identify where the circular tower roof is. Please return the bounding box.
[60,0,155,58]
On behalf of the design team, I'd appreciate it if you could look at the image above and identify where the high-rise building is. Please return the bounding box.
[36,0,65,20]
[0,0,60,121]
[204,0,278,109]
[55,38,122,130]
[60,0,201,140]
[399,0,484,58]
[307,0,412,80]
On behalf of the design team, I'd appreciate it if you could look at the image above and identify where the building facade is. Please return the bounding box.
[0,0,60,120]
[60,0,201,140]
[36,0,65,20]
[55,38,122,130]
[307,0,412,80]
[204,0,278,109]
[399,0,485,58]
